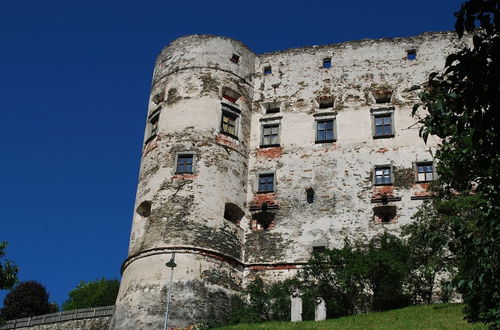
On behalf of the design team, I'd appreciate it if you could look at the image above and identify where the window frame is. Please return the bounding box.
[414,161,435,183]
[315,118,336,143]
[263,65,272,75]
[371,107,395,139]
[220,103,241,139]
[407,49,417,60]
[373,164,394,186]
[145,107,161,144]
[322,58,332,68]
[175,152,196,174]
[260,123,281,148]
[257,172,276,193]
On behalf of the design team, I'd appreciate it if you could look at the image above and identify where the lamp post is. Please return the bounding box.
[163,253,177,330]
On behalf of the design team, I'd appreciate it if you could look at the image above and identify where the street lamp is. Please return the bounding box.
[163,253,177,330]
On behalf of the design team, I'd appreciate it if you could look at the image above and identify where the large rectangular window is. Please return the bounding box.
[374,114,393,137]
[176,154,194,174]
[416,162,434,182]
[316,119,335,143]
[374,166,392,185]
[261,124,280,147]
[258,173,275,192]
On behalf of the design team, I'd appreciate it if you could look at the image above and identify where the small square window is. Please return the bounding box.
[261,124,280,147]
[374,166,392,185]
[322,58,332,68]
[258,173,275,192]
[176,154,194,174]
[416,162,434,182]
[230,54,240,64]
[221,110,239,138]
[312,245,327,253]
[222,87,241,104]
[316,119,335,143]
[263,66,272,75]
[373,205,397,223]
[407,49,417,60]
[263,101,281,114]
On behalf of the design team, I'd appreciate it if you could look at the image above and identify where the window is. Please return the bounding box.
[312,245,327,253]
[318,96,334,109]
[316,119,335,143]
[371,108,395,138]
[176,154,194,174]
[224,203,245,224]
[136,201,152,217]
[407,49,417,60]
[374,166,392,185]
[322,58,332,68]
[416,162,434,182]
[220,104,240,138]
[230,54,240,63]
[306,187,315,204]
[373,205,397,223]
[261,124,280,147]
[145,109,161,144]
[263,66,272,75]
[262,101,281,114]
[222,87,241,104]
[258,173,275,192]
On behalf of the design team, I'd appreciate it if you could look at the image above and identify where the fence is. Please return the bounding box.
[0,305,114,329]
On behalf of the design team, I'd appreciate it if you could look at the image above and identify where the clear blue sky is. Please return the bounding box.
[0,0,464,308]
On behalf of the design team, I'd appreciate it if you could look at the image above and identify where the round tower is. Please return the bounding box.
[110,35,256,329]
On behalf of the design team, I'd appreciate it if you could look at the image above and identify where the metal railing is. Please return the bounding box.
[0,305,114,329]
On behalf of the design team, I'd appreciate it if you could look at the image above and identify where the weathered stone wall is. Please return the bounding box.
[113,32,471,328]
[1,316,111,330]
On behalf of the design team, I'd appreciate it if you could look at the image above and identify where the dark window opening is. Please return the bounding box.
[407,49,417,60]
[264,102,280,114]
[252,211,276,231]
[318,96,334,109]
[374,166,392,185]
[316,119,335,143]
[224,203,245,224]
[261,124,280,147]
[176,154,194,174]
[322,58,332,68]
[306,187,315,204]
[312,245,326,253]
[152,92,164,105]
[136,201,152,217]
[222,87,241,104]
[416,162,434,182]
[374,114,393,137]
[263,66,272,75]
[230,54,240,63]
[258,173,275,192]
[373,205,397,223]
[374,92,392,104]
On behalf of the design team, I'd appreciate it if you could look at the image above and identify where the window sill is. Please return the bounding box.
[175,171,194,175]
[260,144,280,148]
[315,139,336,144]
[373,183,394,186]
[373,134,395,139]
[256,190,274,194]
[144,134,157,145]
[219,130,239,140]
[415,180,433,184]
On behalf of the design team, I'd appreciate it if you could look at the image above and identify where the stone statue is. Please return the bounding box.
[315,297,326,321]
[290,289,302,322]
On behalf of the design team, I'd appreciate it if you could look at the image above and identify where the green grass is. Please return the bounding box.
[215,304,487,329]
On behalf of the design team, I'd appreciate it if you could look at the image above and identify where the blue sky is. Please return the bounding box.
[0,0,464,308]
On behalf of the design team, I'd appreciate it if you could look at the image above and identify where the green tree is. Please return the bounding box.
[0,281,52,320]
[402,200,457,304]
[0,242,18,290]
[62,278,119,311]
[412,0,500,326]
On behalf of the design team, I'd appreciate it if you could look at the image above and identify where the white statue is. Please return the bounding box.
[290,289,302,322]
[315,297,326,321]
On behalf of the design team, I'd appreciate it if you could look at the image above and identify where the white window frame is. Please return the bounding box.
[174,151,196,174]
[373,164,394,186]
[220,103,241,139]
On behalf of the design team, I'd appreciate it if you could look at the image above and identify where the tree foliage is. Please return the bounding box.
[62,278,119,311]
[0,281,52,320]
[0,242,18,291]
[412,0,500,326]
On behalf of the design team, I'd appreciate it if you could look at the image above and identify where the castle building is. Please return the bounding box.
[110,32,469,329]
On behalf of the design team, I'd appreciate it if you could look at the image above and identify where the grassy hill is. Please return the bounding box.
[216,303,487,329]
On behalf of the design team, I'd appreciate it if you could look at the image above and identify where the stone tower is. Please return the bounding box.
[110,35,256,328]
